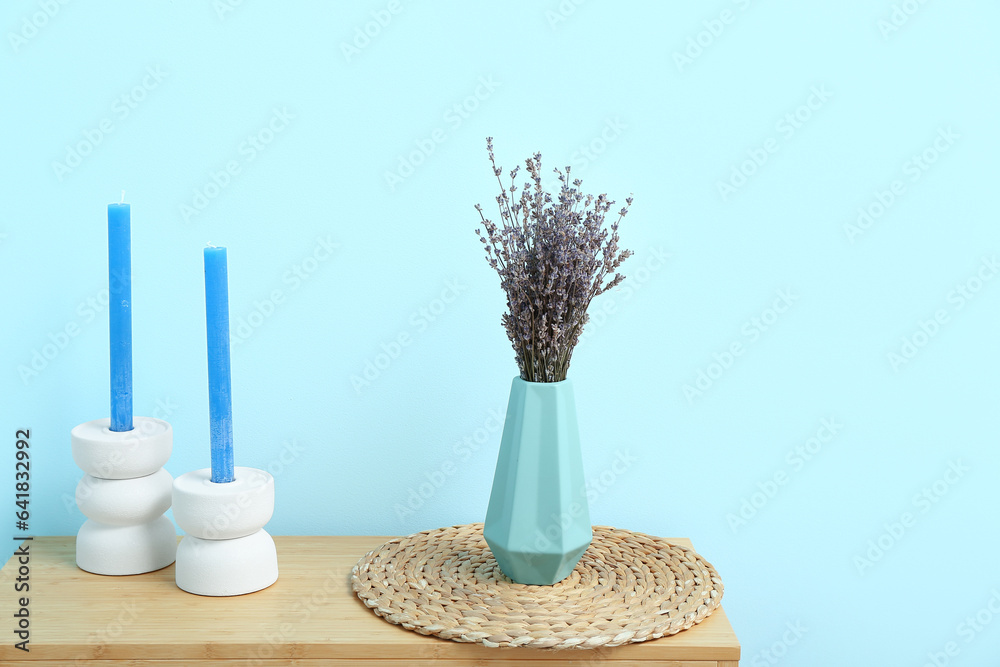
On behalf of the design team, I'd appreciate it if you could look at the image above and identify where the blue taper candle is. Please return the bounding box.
[204,246,234,483]
[108,202,133,432]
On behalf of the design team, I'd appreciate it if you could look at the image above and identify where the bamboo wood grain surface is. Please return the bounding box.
[0,536,739,665]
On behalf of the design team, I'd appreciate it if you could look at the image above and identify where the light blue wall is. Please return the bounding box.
[2,1,998,663]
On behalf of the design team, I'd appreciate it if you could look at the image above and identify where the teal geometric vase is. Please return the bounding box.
[484,377,592,585]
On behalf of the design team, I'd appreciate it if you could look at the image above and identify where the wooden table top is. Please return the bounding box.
[0,535,740,665]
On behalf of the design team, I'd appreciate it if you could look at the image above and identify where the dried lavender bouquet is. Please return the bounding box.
[475,138,633,383]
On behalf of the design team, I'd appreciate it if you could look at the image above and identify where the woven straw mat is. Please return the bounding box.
[351,523,724,650]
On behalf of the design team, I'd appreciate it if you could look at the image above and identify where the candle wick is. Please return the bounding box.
[207,242,216,248]
[120,190,125,204]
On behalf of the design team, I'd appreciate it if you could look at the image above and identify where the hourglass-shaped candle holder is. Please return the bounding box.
[73,201,176,575]
[173,246,278,596]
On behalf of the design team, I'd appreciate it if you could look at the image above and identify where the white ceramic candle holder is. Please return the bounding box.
[72,417,177,575]
[172,466,278,596]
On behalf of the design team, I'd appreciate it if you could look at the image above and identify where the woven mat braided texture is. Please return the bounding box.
[352,523,724,650]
